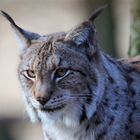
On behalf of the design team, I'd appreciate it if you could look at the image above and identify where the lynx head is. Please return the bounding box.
[1,6,106,128]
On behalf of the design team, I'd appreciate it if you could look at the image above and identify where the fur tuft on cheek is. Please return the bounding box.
[85,69,105,119]
[25,103,38,122]
[22,92,39,122]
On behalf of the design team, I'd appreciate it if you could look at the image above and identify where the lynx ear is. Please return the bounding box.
[64,6,106,58]
[64,21,97,58]
[88,5,107,22]
[1,11,40,50]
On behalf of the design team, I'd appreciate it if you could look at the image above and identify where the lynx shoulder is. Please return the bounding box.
[1,7,140,140]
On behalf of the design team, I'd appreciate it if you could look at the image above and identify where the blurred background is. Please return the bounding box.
[0,0,139,140]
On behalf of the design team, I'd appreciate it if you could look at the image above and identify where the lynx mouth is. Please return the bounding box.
[40,105,65,112]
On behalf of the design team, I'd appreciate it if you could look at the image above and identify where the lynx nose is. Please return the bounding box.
[36,97,48,106]
[35,80,52,105]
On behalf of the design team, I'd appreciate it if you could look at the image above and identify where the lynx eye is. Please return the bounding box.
[24,70,36,81]
[55,68,68,78]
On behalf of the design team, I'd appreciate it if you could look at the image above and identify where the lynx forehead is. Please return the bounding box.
[1,6,140,140]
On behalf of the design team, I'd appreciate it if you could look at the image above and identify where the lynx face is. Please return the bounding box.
[18,32,99,126]
[1,8,105,128]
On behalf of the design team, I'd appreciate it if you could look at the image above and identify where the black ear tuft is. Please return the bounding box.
[1,10,17,26]
[1,10,41,50]
[88,5,107,22]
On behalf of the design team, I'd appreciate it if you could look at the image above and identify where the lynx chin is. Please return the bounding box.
[1,7,140,140]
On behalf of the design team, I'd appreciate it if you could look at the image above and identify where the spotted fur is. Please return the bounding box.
[1,7,140,140]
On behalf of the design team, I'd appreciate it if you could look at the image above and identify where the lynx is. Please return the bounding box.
[1,7,140,140]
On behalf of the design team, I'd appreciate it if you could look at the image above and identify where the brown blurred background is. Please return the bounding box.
[0,0,134,139]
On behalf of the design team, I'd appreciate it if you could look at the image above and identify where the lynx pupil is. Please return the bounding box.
[26,70,36,79]
[55,68,67,78]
